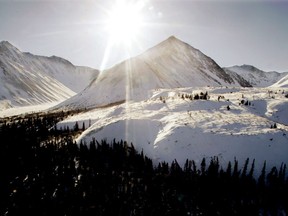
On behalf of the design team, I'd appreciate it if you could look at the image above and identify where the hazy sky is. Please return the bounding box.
[0,0,288,72]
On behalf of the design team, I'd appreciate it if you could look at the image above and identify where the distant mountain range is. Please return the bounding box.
[0,41,98,109]
[0,37,287,111]
[223,65,288,87]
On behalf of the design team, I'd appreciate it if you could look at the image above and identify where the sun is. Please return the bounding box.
[106,0,145,45]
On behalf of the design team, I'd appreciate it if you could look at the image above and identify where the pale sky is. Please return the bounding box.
[0,0,288,72]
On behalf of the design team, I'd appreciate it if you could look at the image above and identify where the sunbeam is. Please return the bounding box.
[105,0,145,46]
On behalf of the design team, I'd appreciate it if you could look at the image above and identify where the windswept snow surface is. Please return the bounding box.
[56,36,246,110]
[0,41,98,110]
[58,87,288,173]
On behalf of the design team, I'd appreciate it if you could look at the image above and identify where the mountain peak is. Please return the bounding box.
[167,35,177,41]
[0,41,16,49]
[240,64,261,71]
[0,40,12,46]
[163,35,186,45]
[0,41,21,54]
[144,35,195,57]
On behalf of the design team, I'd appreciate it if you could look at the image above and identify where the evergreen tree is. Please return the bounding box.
[226,161,232,177]
[258,161,266,186]
[192,160,197,175]
[241,158,250,179]
[74,121,79,131]
[184,159,192,173]
[232,159,240,178]
[201,158,206,176]
[248,159,255,179]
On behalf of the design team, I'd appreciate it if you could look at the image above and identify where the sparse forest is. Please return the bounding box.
[0,112,287,215]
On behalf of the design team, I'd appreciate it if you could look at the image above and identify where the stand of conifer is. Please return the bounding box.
[0,114,287,215]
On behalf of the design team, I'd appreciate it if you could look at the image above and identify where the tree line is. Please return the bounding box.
[0,113,287,215]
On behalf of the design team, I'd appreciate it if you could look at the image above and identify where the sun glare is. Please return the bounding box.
[106,0,144,45]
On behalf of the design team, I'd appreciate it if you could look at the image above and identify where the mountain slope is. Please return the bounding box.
[270,74,288,88]
[0,41,98,109]
[223,65,288,87]
[223,69,252,87]
[57,36,247,110]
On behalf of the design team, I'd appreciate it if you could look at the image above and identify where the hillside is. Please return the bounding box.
[270,74,288,88]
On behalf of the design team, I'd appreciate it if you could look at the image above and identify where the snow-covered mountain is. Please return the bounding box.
[223,65,288,87]
[0,41,98,109]
[57,36,249,110]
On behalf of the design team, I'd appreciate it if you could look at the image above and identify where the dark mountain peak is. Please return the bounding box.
[48,55,75,67]
[0,41,21,55]
[0,41,13,47]
[240,64,262,72]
